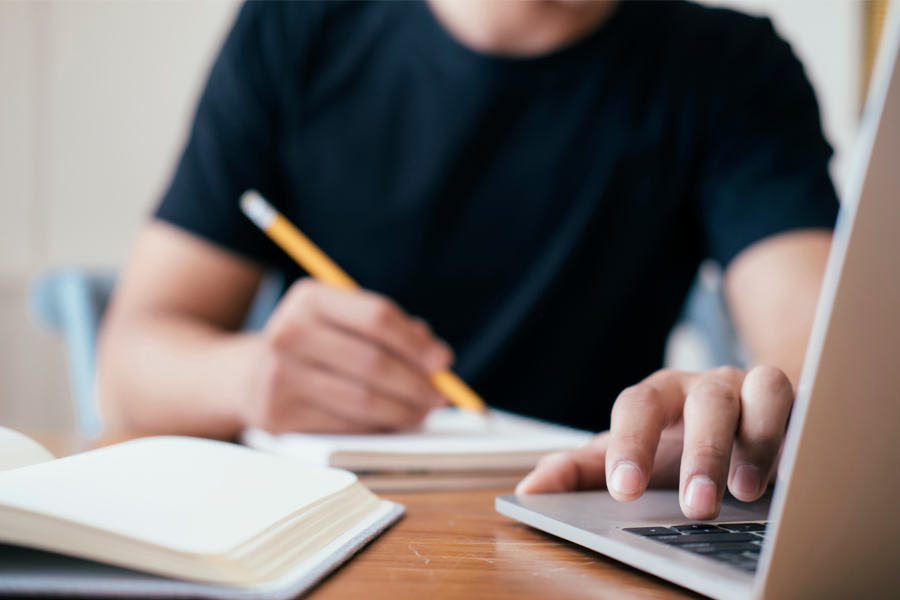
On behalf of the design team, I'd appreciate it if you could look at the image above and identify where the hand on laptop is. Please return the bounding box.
[242,279,452,433]
[516,366,793,520]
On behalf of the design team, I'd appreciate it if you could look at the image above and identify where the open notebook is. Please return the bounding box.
[0,428,403,599]
[243,408,594,491]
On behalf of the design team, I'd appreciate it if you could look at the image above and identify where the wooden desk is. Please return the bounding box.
[31,432,701,600]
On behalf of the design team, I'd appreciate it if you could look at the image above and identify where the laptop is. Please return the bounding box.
[496,8,900,600]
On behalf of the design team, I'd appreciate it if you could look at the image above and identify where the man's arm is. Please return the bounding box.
[98,221,452,438]
[724,229,831,386]
[516,229,831,519]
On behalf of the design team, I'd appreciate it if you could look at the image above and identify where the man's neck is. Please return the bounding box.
[425,0,619,58]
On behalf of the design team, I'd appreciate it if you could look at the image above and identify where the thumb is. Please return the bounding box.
[516,433,610,494]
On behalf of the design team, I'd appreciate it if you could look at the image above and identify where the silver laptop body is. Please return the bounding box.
[497,9,900,600]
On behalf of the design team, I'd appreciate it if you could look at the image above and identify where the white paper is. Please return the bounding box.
[0,427,55,473]
[243,408,593,470]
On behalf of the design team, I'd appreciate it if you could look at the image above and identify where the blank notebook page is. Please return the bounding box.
[0,437,358,554]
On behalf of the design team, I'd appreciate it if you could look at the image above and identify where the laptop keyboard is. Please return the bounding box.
[623,522,768,571]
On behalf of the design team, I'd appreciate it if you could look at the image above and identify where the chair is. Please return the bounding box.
[28,268,284,436]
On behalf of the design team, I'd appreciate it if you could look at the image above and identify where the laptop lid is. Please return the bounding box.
[756,7,900,599]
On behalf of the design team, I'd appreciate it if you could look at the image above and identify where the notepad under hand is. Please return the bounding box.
[0,428,403,599]
[242,408,594,491]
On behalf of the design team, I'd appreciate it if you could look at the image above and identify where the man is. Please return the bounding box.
[98,0,836,521]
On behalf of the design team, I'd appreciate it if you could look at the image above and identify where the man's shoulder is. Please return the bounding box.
[231,0,407,75]
[653,1,786,62]
[627,0,798,94]
[663,1,775,35]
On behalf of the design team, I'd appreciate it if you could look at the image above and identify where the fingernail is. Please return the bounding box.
[733,465,762,498]
[610,463,642,495]
[685,476,718,514]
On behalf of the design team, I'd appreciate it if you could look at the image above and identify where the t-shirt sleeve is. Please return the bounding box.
[155,1,301,265]
[694,14,840,267]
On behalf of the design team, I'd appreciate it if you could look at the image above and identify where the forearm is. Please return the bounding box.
[747,323,811,391]
[725,230,832,391]
[98,312,257,438]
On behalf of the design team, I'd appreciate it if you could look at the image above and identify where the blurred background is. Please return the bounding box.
[0,1,891,433]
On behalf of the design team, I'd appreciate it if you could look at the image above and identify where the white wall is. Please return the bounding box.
[0,0,240,430]
[0,1,865,430]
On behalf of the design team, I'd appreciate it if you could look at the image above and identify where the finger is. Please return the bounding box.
[516,434,611,494]
[285,279,454,373]
[605,371,690,502]
[680,367,744,520]
[285,362,429,431]
[727,365,793,501]
[338,291,454,372]
[265,402,380,434]
[292,325,444,411]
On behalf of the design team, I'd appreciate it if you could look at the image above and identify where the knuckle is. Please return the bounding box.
[614,383,662,410]
[266,325,296,354]
[363,298,397,333]
[685,442,732,465]
[745,365,793,398]
[292,277,319,294]
[359,348,390,379]
[610,384,667,429]
[709,365,744,383]
[268,287,317,340]
[692,380,740,408]
[410,317,431,337]
[288,278,320,311]
[611,430,649,449]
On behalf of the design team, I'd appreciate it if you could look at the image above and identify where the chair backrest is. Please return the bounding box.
[29,268,115,436]
[28,268,284,437]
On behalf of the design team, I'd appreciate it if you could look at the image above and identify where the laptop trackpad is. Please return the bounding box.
[499,489,772,533]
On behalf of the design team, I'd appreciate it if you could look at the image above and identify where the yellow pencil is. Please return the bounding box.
[240,189,487,413]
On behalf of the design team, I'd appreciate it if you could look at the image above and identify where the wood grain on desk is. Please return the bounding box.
[30,432,701,600]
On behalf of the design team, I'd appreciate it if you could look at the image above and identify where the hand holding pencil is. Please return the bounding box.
[240,190,488,416]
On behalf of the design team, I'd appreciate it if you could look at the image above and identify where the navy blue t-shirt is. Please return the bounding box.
[156,0,839,432]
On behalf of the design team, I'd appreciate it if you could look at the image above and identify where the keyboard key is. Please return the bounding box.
[657,532,760,545]
[671,524,727,534]
[680,542,761,555]
[719,553,759,571]
[629,522,768,573]
[718,522,766,532]
[622,527,677,537]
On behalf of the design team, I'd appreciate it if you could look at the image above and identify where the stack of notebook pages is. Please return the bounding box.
[243,408,594,490]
